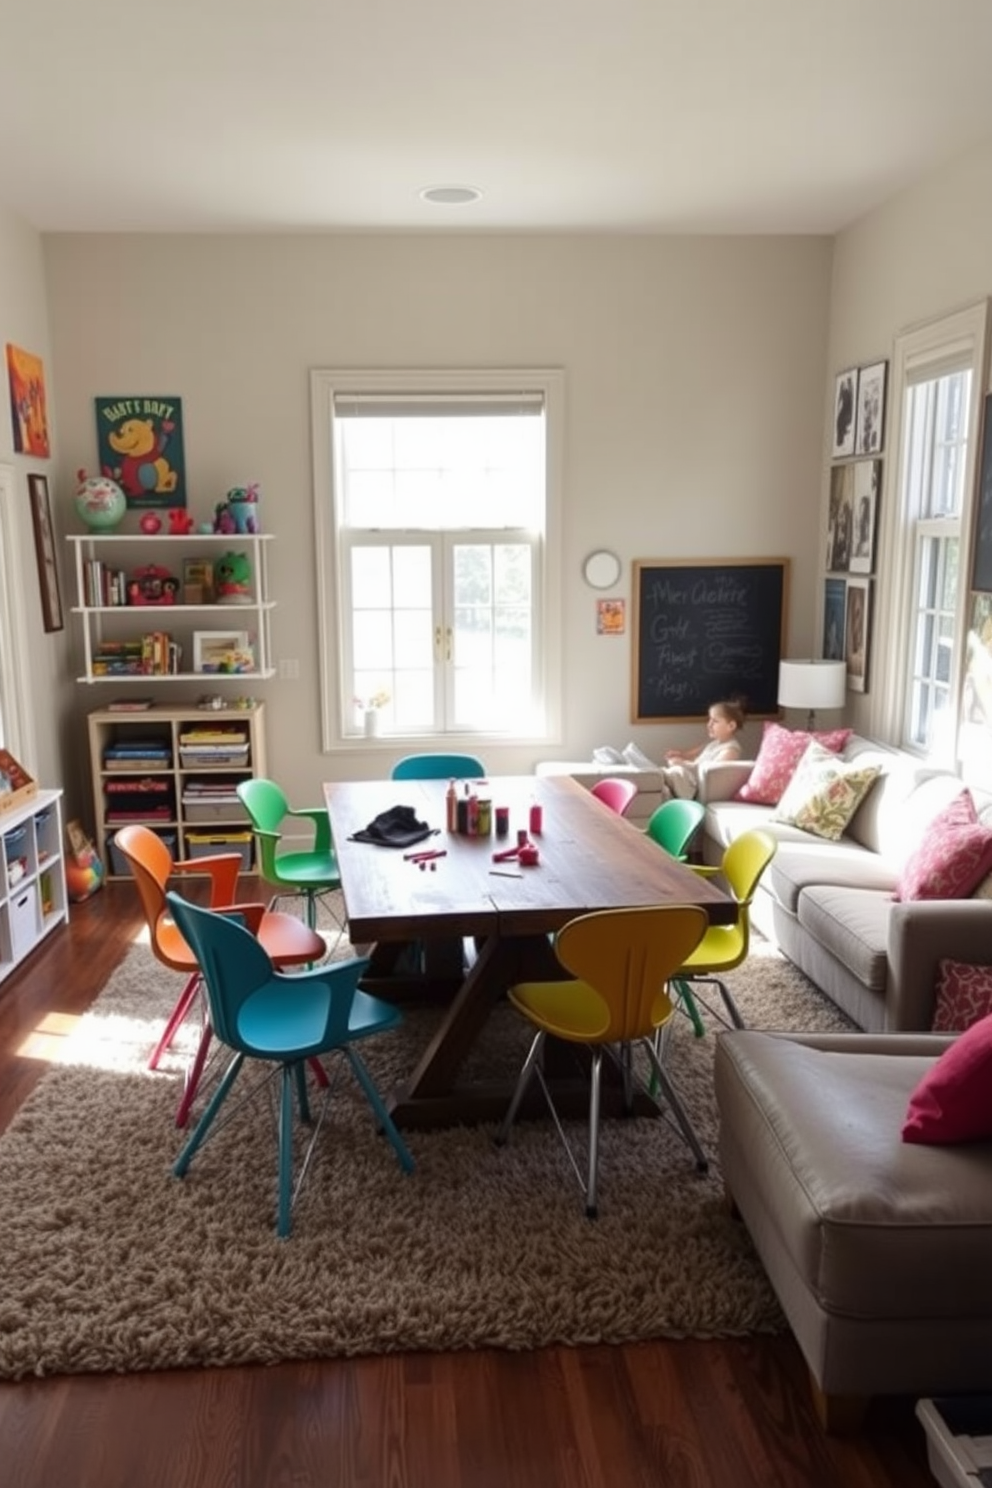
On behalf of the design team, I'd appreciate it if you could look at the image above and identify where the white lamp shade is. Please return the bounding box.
[778,659,846,712]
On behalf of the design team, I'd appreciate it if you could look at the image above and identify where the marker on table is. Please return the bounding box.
[490,868,524,879]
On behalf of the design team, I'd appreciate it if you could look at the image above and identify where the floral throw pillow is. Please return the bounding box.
[735,722,852,806]
[932,959,992,1033]
[894,790,992,902]
[772,740,881,841]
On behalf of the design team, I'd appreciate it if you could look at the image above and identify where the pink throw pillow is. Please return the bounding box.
[894,791,992,902]
[932,959,992,1033]
[735,722,852,806]
[903,1012,992,1144]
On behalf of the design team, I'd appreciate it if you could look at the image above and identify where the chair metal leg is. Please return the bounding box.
[673,977,707,1038]
[148,972,201,1070]
[175,1021,213,1129]
[586,1049,603,1219]
[278,1064,295,1239]
[174,1051,245,1176]
[294,1059,312,1125]
[346,1048,415,1173]
[494,1029,545,1146]
[642,1037,708,1173]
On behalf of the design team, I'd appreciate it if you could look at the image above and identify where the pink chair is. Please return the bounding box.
[590,777,638,816]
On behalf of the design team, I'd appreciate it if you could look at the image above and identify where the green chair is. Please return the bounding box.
[644,799,706,861]
[237,777,342,936]
[165,891,414,1238]
[391,753,485,780]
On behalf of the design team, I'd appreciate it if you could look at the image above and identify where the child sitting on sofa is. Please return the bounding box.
[659,696,747,800]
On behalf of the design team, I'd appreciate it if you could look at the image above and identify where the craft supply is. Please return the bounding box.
[477,796,492,836]
[529,801,543,834]
[517,828,529,847]
[518,842,540,866]
[490,869,524,878]
[495,805,510,838]
[445,779,457,832]
[493,845,521,862]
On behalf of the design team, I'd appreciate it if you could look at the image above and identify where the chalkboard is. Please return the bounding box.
[632,559,789,721]
[972,393,992,593]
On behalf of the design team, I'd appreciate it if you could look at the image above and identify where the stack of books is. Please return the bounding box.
[178,726,250,769]
[104,776,174,824]
[103,738,172,772]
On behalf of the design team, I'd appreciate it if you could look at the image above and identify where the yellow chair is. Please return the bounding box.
[673,829,777,1035]
[495,904,710,1218]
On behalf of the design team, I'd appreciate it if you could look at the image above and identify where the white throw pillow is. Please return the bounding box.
[621,742,657,771]
[592,745,625,765]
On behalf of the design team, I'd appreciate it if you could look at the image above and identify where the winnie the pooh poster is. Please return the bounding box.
[95,395,186,508]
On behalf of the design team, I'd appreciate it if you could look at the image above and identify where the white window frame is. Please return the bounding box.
[311,368,564,753]
[871,301,990,765]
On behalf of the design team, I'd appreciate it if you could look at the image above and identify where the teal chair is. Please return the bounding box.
[237,777,341,935]
[644,799,706,861]
[391,753,485,780]
[165,891,414,1238]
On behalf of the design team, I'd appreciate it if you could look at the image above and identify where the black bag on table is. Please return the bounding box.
[349,804,436,849]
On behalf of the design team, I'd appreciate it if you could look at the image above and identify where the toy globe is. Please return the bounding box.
[75,468,127,532]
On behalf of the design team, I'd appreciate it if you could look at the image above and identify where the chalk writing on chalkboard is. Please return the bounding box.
[632,559,789,721]
[972,393,992,594]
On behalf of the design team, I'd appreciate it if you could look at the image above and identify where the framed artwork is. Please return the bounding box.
[831,368,857,459]
[6,344,50,457]
[854,361,887,456]
[822,578,846,661]
[192,630,252,674]
[826,463,855,572]
[849,459,882,574]
[94,395,187,509]
[844,577,872,693]
[27,473,63,632]
[182,558,215,605]
[596,598,625,635]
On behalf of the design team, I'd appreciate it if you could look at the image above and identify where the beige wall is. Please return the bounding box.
[43,233,831,810]
[827,132,992,738]
[0,206,71,794]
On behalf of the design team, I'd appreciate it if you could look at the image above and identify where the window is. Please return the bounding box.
[311,370,563,749]
[876,302,989,766]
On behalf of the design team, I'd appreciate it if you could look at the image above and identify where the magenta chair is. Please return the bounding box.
[590,777,638,816]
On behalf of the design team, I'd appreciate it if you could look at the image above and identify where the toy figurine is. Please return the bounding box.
[226,483,261,534]
[215,551,253,604]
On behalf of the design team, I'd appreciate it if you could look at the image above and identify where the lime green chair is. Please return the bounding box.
[237,777,342,935]
[644,798,706,860]
[672,828,778,1036]
[495,904,710,1217]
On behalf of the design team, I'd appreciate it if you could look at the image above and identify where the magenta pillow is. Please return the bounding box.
[894,791,992,902]
[903,1012,992,1143]
[735,722,852,806]
[932,959,992,1032]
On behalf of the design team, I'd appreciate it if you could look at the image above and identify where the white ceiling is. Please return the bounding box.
[4,0,992,236]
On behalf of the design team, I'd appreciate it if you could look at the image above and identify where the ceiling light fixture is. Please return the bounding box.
[420,185,483,206]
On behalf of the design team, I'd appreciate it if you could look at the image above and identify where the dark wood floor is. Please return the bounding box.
[0,879,935,1488]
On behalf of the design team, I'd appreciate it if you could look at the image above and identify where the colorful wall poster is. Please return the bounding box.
[6,344,50,457]
[95,395,186,508]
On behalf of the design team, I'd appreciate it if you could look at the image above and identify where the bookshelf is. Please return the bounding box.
[66,533,276,683]
[0,790,67,983]
[86,703,267,877]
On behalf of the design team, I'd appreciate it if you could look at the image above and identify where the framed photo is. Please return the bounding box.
[849,459,882,574]
[596,598,625,635]
[94,395,186,509]
[192,630,252,674]
[831,368,857,459]
[854,361,887,456]
[822,578,846,661]
[826,463,855,572]
[182,558,215,605]
[844,577,872,693]
[27,473,63,632]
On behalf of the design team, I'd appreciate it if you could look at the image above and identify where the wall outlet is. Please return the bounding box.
[278,659,300,680]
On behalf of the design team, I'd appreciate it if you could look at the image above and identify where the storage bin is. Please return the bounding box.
[9,881,38,962]
[108,830,178,878]
[916,1397,992,1488]
[185,831,253,870]
[182,800,250,825]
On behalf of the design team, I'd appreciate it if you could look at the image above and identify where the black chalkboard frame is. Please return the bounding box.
[631,557,790,722]
[971,392,992,593]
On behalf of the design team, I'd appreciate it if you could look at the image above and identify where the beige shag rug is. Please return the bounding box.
[0,923,851,1379]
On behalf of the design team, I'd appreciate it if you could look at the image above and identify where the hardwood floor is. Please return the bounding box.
[0,880,935,1488]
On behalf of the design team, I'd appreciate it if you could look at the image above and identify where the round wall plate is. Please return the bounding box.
[583,550,622,589]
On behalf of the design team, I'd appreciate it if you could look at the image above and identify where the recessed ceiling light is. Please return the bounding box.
[420,185,483,206]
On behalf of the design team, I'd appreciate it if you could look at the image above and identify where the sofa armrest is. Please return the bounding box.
[887,899,992,1031]
[697,759,754,804]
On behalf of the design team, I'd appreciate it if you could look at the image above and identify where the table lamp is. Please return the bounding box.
[777,659,846,731]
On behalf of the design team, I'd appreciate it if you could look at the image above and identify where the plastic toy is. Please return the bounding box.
[127,564,180,605]
[75,469,127,532]
[224,483,261,533]
[215,551,253,603]
[168,507,196,534]
[139,511,162,534]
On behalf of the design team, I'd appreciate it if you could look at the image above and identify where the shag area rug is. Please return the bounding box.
[0,921,851,1379]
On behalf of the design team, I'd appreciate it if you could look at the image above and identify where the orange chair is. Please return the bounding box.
[113,824,327,1127]
[590,777,638,816]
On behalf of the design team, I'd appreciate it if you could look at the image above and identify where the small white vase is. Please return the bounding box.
[364,708,380,739]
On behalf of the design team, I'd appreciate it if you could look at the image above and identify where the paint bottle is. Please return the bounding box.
[446,779,458,833]
[529,800,543,835]
[477,796,492,837]
[467,787,479,836]
[495,805,510,838]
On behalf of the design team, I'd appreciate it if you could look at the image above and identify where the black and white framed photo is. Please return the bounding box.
[831,368,857,458]
[854,360,887,456]
[844,576,872,693]
[27,472,63,632]
[823,578,846,661]
[826,463,854,572]
[850,458,882,574]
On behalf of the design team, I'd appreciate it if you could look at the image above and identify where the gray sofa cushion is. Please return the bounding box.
[796,885,893,993]
[769,842,899,915]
